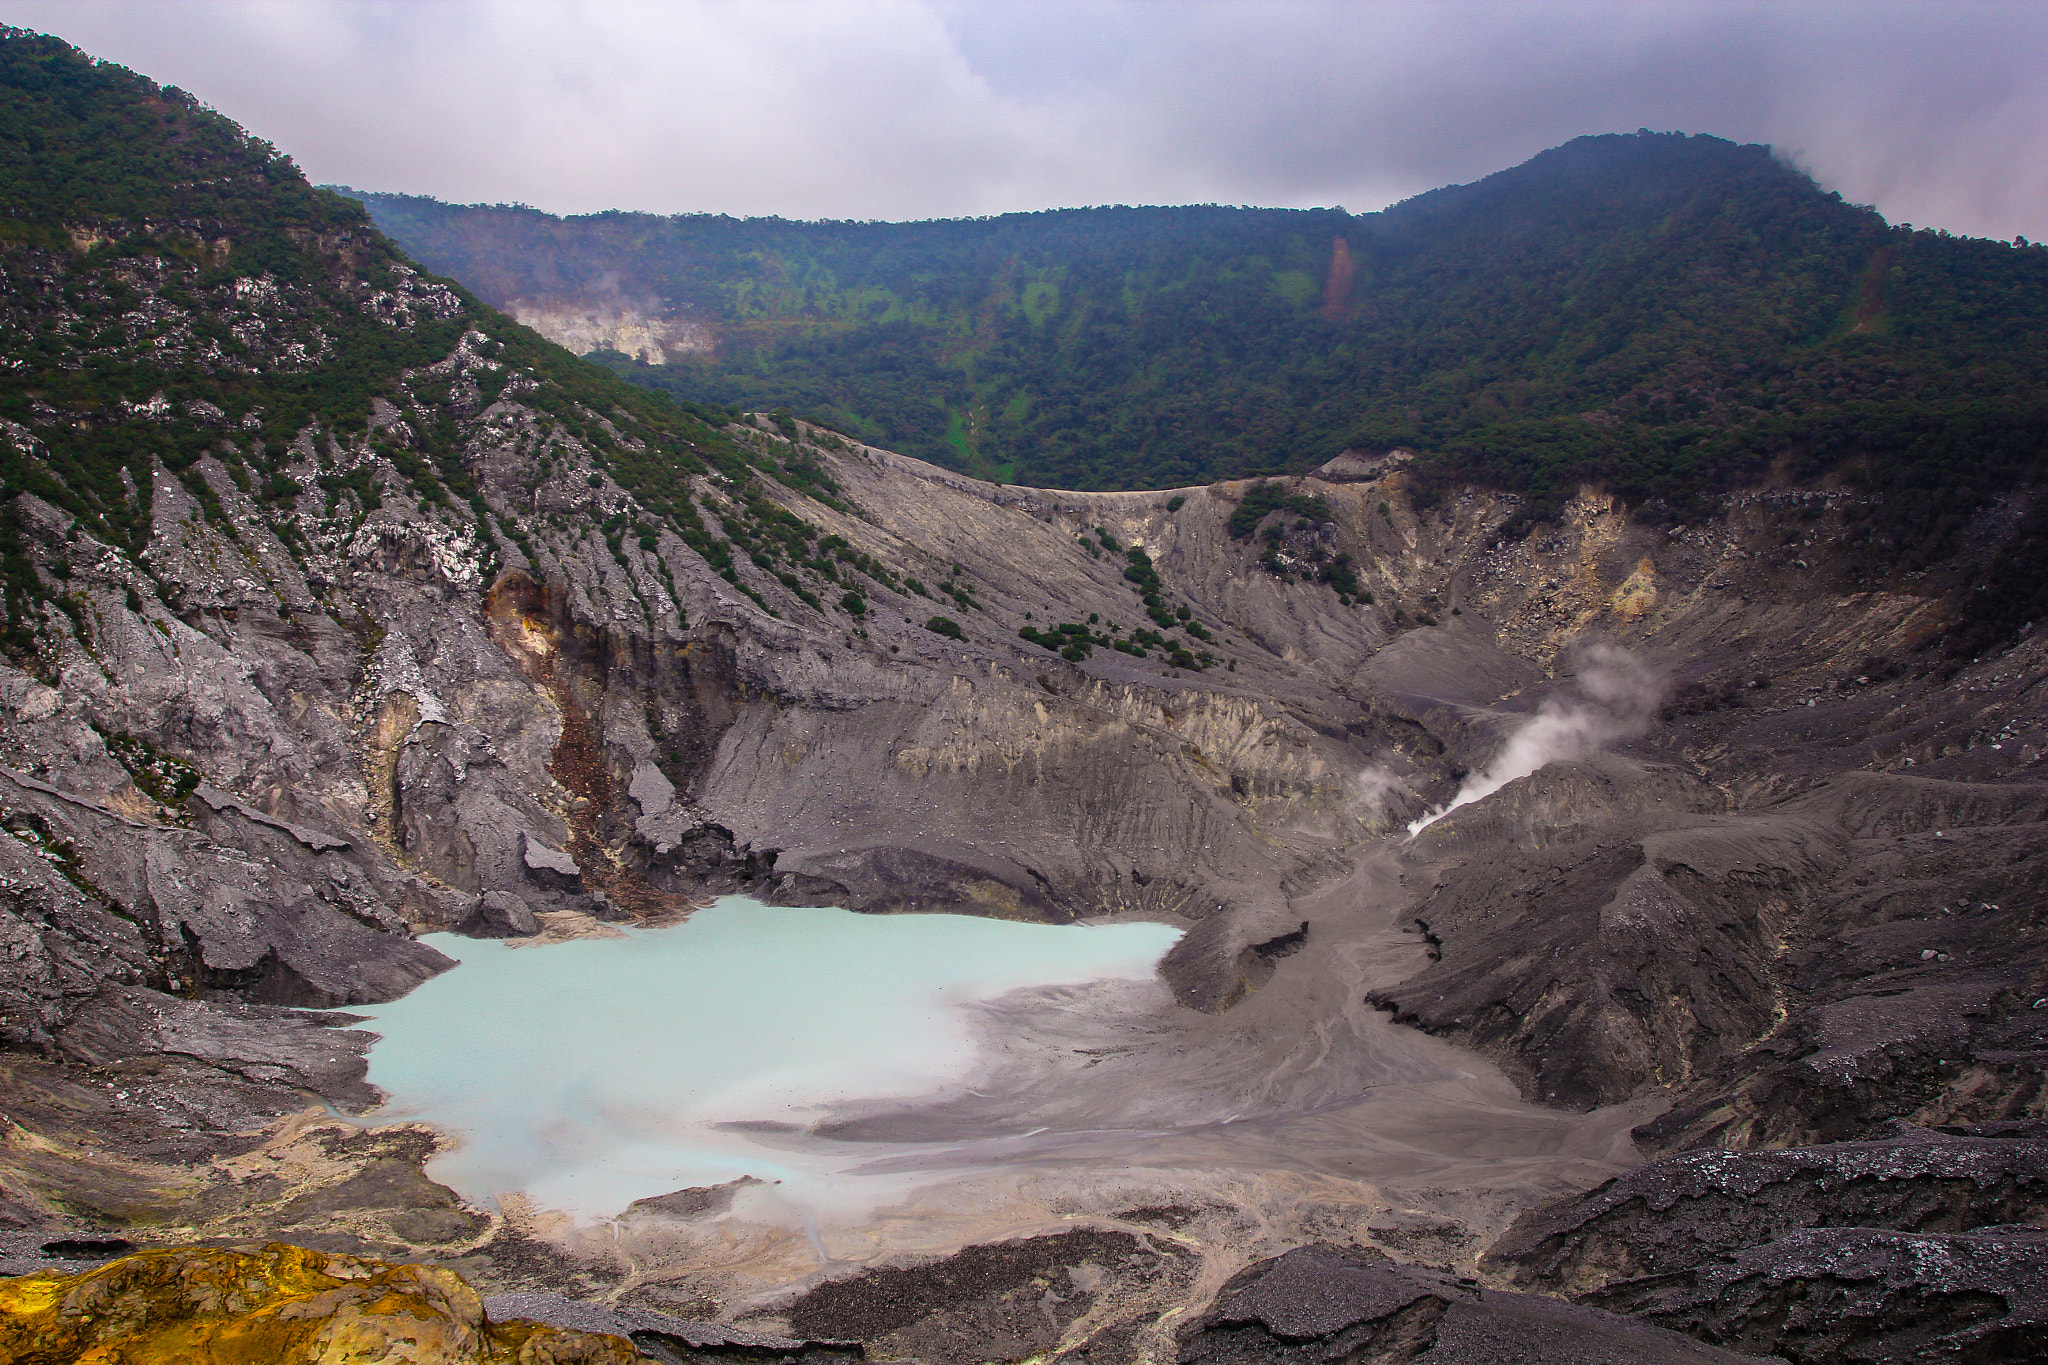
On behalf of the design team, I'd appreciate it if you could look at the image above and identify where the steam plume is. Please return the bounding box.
[1407,645,1663,836]
[1351,765,1403,823]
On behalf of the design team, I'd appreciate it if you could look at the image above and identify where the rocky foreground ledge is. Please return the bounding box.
[1,1239,1780,1365]
[11,1123,2045,1364]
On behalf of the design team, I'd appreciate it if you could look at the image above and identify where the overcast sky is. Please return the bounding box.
[13,1,2045,239]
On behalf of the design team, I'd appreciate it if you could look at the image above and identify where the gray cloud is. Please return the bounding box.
[12,0,2044,237]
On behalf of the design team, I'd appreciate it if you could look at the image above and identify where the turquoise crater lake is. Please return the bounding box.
[352,898,1183,1219]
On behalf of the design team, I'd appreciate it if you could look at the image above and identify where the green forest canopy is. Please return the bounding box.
[349,135,2047,542]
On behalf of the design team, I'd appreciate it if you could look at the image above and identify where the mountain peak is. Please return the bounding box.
[0,29,360,238]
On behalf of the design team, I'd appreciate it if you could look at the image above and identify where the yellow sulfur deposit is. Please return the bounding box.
[0,1242,637,1364]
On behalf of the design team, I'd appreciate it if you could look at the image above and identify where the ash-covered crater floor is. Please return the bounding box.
[327,857,1657,1331]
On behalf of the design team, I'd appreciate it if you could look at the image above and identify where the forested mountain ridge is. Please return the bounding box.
[346,135,2048,548]
[0,26,876,658]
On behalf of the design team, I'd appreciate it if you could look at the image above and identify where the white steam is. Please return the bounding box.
[1406,645,1664,836]
[1351,765,1404,824]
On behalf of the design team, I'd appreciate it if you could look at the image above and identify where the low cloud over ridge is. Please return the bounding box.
[15,0,2045,239]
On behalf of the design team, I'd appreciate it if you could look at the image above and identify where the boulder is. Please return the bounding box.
[457,890,542,939]
[521,832,582,887]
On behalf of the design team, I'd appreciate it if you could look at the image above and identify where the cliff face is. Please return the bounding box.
[496,295,714,366]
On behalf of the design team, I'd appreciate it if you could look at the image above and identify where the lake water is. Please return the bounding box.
[352,898,1182,1219]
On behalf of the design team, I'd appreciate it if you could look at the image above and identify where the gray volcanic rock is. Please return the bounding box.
[1485,1133,2048,1361]
[784,1229,1197,1365]
[483,1293,860,1363]
[269,1157,488,1245]
[1618,773,2048,1154]
[1366,760,1837,1109]
[0,792,154,1051]
[522,833,581,880]
[1174,1245,1773,1364]
[621,1177,763,1222]
[1486,1133,2048,1292]
[1371,748,2048,1129]
[1584,1225,2048,1364]
[457,889,542,938]
[5,388,2046,1365]
[189,784,351,851]
[52,984,378,1105]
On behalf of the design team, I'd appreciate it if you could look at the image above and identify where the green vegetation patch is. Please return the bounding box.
[1227,481,1332,539]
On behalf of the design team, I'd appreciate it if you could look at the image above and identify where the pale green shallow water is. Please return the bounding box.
[352,897,1182,1219]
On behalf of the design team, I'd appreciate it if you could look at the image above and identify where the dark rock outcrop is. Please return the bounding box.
[1583,1226,2048,1364]
[784,1230,1196,1365]
[1488,1132,2048,1290]
[1175,1245,1772,1364]
[52,984,378,1105]
[1486,1132,2048,1361]
[457,890,542,938]
[484,1293,861,1364]
[622,1177,764,1222]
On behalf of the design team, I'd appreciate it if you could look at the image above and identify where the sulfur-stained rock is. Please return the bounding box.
[0,1242,636,1364]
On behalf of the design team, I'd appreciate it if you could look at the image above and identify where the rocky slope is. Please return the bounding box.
[3,26,2047,1365]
